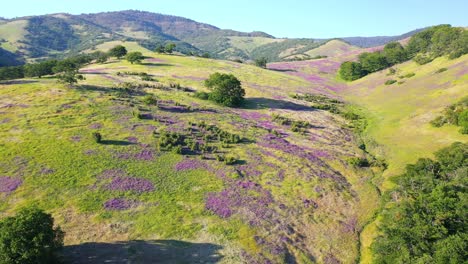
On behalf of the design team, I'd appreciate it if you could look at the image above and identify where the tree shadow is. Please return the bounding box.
[100,140,136,146]
[62,240,224,264]
[268,68,297,72]
[0,80,38,85]
[140,62,174,67]
[243,98,316,111]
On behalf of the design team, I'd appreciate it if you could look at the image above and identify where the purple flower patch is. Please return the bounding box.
[174,159,209,171]
[205,181,274,222]
[89,123,102,129]
[107,177,154,193]
[103,198,138,210]
[134,149,154,161]
[0,177,23,193]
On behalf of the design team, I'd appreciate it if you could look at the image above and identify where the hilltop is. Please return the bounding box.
[0,10,421,64]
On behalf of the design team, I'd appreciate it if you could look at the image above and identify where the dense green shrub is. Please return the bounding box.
[142,94,158,105]
[430,97,468,134]
[371,142,467,263]
[254,57,268,68]
[204,72,245,107]
[435,67,448,73]
[108,45,127,59]
[194,91,210,100]
[384,80,397,85]
[348,157,370,167]
[126,51,144,64]
[92,132,102,143]
[0,207,64,264]
[339,61,365,81]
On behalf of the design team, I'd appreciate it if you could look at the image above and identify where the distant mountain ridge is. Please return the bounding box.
[0,10,426,64]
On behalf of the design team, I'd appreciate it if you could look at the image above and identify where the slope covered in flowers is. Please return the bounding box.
[0,44,380,263]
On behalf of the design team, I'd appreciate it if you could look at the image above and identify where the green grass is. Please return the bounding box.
[0,20,28,52]
[0,44,388,263]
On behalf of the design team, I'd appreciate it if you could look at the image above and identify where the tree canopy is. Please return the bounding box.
[371,142,467,263]
[204,72,245,107]
[108,45,127,59]
[0,207,64,264]
[126,51,144,64]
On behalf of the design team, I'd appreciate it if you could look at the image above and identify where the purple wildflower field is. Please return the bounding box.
[174,158,209,171]
[103,198,138,210]
[205,180,274,223]
[0,177,23,193]
[107,177,155,193]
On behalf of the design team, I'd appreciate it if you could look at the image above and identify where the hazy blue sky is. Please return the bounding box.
[1,0,467,38]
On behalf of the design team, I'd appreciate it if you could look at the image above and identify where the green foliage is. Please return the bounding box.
[339,61,365,81]
[95,52,109,64]
[142,94,158,105]
[383,42,408,65]
[431,97,468,134]
[92,132,102,143]
[0,207,64,264]
[157,131,185,151]
[204,72,245,107]
[371,142,467,264]
[254,57,268,68]
[165,43,176,54]
[435,68,448,74]
[126,51,144,64]
[56,70,85,86]
[358,52,389,73]
[194,91,210,100]
[339,25,467,80]
[24,60,57,78]
[108,45,127,59]
[0,66,24,81]
[384,80,397,85]
[348,157,370,167]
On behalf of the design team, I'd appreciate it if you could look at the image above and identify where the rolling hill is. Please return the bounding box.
[0,10,421,64]
[0,14,466,264]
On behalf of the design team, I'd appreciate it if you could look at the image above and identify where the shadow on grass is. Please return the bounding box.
[243,97,316,111]
[76,85,146,96]
[268,68,297,73]
[62,240,224,264]
[100,140,136,146]
[140,62,174,67]
[0,79,38,85]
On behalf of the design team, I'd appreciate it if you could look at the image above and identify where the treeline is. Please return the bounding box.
[372,142,467,263]
[0,53,99,81]
[340,25,468,81]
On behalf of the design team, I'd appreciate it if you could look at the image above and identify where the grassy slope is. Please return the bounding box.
[267,48,467,263]
[0,20,28,52]
[344,55,468,189]
[228,36,284,54]
[305,40,359,58]
[0,43,379,263]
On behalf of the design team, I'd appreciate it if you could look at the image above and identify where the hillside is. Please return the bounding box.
[0,43,383,263]
[0,10,420,64]
[0,17,466,264]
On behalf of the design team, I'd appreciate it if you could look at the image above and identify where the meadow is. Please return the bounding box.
[0,42,383,263]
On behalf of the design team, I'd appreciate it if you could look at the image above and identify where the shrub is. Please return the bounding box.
[194,91,210,100]
[92,132,102,143]
[385,80,397,85]
[126,52,144,64]
[142,94,158,105]
[413,54,433,65]
[108,45,127,59]
[254,57,268,68]
[348,157,370,167]
[0,207,64,264]
[435,68,448,74]
[386,68,396,76]
[339,61,365,81]
[224,155,237,165]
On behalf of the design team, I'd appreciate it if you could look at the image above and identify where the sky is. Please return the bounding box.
[1,0,467,38]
